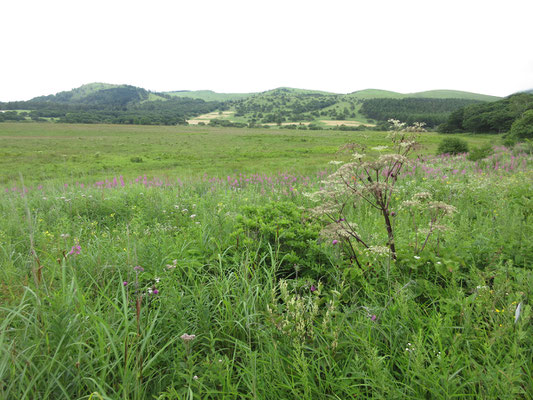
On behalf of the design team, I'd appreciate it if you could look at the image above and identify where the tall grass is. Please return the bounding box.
[0,147,531,399]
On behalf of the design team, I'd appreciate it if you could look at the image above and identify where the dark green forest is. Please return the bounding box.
[0,85,221,125]
[438,93,533,138]
[359,98,482,127]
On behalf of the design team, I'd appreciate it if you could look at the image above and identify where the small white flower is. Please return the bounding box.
[190,214,196,218]
[180,333,196,341]
[414,256,421,260]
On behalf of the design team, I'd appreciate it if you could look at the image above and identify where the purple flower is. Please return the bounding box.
[134,265,144,271]
[332,240,339,245]
[68,244,81,256]
[123,281,128,286]
[153,289,159,295]
[371,315,377,321]
[310,285,317,292]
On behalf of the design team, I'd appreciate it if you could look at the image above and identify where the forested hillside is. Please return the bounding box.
[438,93,533,136]
[359,98,482,127]
[0,84,221,125]
[0,83,504,128]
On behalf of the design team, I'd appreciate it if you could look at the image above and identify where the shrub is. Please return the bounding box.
[437,137,469,155]
[231,201,325,279]
[467,144,494,161]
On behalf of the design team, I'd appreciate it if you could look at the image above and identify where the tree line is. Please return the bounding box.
[437,93,533,138]
[359,98,481,127]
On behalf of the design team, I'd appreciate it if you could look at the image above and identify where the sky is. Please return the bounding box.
[1,0,532,101]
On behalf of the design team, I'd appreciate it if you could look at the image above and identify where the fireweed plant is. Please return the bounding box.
[308,120,456,264]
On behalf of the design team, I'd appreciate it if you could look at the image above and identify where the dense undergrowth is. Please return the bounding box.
[0,144,532,399]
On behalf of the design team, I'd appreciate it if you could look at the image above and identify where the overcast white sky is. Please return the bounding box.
[1,0,532,101]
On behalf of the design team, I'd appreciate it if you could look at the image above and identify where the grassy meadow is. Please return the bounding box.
[1,122,499,186]
[0,122,532,399]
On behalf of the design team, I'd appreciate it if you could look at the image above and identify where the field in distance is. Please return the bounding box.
[0,122,499,186]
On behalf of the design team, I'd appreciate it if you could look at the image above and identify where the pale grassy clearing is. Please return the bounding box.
[187,111,235,124]
[320,119,375,127]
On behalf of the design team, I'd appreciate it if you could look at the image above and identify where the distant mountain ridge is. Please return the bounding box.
[0,83,512,128]
[18,83,503,104]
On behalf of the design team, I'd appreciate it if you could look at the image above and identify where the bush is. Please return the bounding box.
[231,201,325,279]
[467,144,494,161]
[437,137,469,155]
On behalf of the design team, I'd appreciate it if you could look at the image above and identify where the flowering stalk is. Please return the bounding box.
[310,119,423,260]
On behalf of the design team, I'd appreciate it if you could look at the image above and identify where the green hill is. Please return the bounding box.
[408,90,501,101]
[0,83,221,125]
[166,90,254,102]
[0,83,505,128]
[218,87,500,127]
[347,89,406,99]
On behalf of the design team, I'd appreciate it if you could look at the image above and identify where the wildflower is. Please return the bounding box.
[153,289,159,295]
[370,315,377,321]
[414,256,421,260]
[134,265,144,271]
[180,333,196,342]
[193,375,198,380]
[190,214,196,218]
[68,244,81,256]
[310,285,317,292]
[123,281,128,286]
[332,239,339,245]
[365,246,390,257]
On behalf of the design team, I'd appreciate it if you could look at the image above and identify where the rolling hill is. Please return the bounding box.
[0,83,504,128]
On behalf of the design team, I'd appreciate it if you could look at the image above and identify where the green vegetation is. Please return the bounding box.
[0,123,500,186]
[439,93,533,134]
[360,98,481,127]
[0,122,531,399]
[437,137,469,155]
[165,90,255,102]
[0,84,221,126]
[407,89,501,101]
[508,109,533,139]
[1,84,504,129]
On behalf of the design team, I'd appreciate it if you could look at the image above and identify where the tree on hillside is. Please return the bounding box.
[508,109,533,139]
